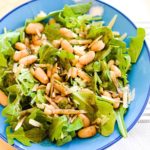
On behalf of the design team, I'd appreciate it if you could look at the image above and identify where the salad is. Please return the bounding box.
[0,2,145,147]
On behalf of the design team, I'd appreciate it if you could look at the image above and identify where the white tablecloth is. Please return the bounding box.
[0,0,150,150]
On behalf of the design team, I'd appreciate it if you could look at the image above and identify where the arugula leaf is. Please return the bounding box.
[72,91,96,121]
[49,116,68,141]
[96,100,116,136]
[53,2,92,28]
[129,28,145,63]
[91,71,102,93]
[57,50,75,69]
[44,24,61,41]
[0,52,7,67]
[34,90,46,103]
[109,38,126,48]
[39,45,58,64]
[56,135,72,146]
[94,46,112,61]
[116,105,127,138]
[2,95,21,124]
[6,84,20,94]
[0,38,14,56]
[16,69,38,96]
[25,128,46,143]
[67,117,83,132]
[6,126,31,146]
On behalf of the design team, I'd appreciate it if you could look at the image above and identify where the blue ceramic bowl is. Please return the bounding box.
[0,0,150,150]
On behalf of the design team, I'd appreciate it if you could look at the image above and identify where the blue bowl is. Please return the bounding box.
[0,0,150,150]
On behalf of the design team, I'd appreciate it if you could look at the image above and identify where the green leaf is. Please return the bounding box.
[0,52,7,67]
[63,5,76,17]
[2,95,21,123]
[109,38,126,48]
[39,45,58,64]
[67,117,83,132]
[25,128,46,143]
[72,91,96,121]
[0,38,14,56]
[71,2,92,15]
[49,116,68,141]
[6,126,31,146]
[6,84,20,94]
[91,71,102,93]
[96,100,116,136]
[56,135,72,146]
[129,28,145,63]
[44,24,61,41]
[116,105,128,138]
[16,69,38,95]
[94,46,112,61]
[34,90,46,103]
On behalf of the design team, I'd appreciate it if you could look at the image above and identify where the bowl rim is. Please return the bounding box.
[0,0,150,150]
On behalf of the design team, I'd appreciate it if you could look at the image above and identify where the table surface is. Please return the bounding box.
[0,0,150,150]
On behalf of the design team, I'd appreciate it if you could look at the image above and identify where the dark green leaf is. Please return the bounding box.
[129,28,145,63]
[6,126,31,146]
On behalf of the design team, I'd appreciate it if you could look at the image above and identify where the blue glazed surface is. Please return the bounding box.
[0,0,150,150]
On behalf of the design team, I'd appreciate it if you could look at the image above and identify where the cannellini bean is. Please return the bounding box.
[15,42,27,51]
[103,91,112,98]
[52,40,61,48]
[26,23,44,34]
[60,28,77,38]
[79,51,95,65]
[19,55,37,66]
[77,69,91,82]
[61,39,73,53]
[78,114,90,127]
[113,97,120,109]
[91,40,105,51]
[0,90,8,106]
[32,35,42,46]
[33,67,49,84]
[73,45,86,56]
[13,50,29,61]
[111,65,121,77]
[68,67,78,78]
[78,126,96,138]
[108,60,115,68]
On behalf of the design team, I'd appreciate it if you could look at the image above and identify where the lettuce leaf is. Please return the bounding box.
[2,95,21,124]
[44,24,61,41]
[49,116,68,142]
[25,128,46,143]
[39,45,58,64]
[67,117,83,132]
[0,52,7,67]
[6,126,31,146]
[129,28,145,63]
[72,91,96,121]
[96,100,116,136]
[116,105,127,138]
[16,69,38,96]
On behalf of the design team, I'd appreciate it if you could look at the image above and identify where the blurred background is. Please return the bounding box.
[0,0,150,150]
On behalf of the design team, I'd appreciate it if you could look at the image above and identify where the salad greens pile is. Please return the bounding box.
[0,2,145,147]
